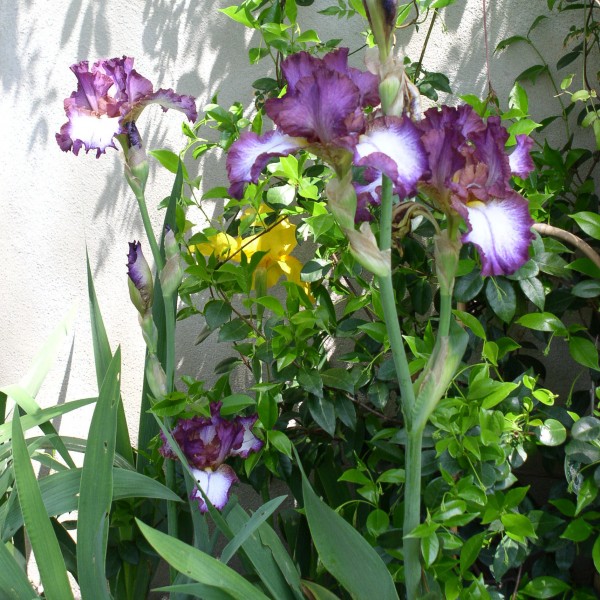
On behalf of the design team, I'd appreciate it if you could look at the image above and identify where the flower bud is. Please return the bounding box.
[127,241,154,316]
[123,122,149,196]
[434,230,461,297]
[326,172,357,231]
[345,222,391,277]
[139,312,158,354]
[160,255,184,297]
[164,227,179,260]
[146,354,167,399]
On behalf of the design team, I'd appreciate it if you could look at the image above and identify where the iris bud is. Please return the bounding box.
[363,0,398,60]
[345,223,391,277]
[146,354,167,399]
[127,241,154,316]
[326,172,357,231]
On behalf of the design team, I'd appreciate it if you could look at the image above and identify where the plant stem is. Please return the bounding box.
[376,176,421,599]
[134,189,178,581]
[403,426,424,600]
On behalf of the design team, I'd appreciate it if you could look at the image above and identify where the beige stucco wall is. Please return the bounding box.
[0,0,593,441]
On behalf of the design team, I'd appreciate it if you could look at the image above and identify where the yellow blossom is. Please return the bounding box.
[196,211,311,297]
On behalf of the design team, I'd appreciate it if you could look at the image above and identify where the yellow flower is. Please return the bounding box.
[194,232,240,260]
[196,212,311,297]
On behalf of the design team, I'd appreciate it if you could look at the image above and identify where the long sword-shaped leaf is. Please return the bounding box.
[1,467,181,542]
[225,503,301,600]
[136,519,270,600]
[295,448,399,600]
[77,348,121,600]
[0,397,96,445]
[86,253,133,465]
[0,539,40,599]
[11,409,74,600]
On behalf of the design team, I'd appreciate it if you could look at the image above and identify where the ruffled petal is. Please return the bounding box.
[56,105,122,157]
[355,116,427,198]
[124,88,198,124]
[190,465,238,513]
[265,68,362,143]
[458,194,535,276]
[281,51,321,93]
[226,130,303,199]
[509,134,535,178]
[231,416,264,458]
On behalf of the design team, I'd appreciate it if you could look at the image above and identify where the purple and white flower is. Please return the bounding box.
[417,106,535,276]
[57,56,197,157]
[160,403,263,513]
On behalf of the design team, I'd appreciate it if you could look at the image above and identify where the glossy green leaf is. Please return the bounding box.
[517,312,566,333]
[522,576,570,598]
[501,513,536,540]
[301,580,341,600]
[218,318,252,342]
[571,416,600,441]
[205,300,232,330]
[460,531,485,574]
[570,211,600,240]
[569,336,600,370]
[220,394,256,415]
[535,419,566,446]
[485,278,516,323]
[307,396,336,436]
[136,520,269,600]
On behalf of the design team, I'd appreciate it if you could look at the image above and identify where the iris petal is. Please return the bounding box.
[190,465,238,513]
[355,116,427,198]
[226,130,304,199]
[509,134,535,178]
[459,194,535,276]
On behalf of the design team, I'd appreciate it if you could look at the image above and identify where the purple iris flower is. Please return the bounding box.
[417,105,535,276]
[227,48,388,198]
[56,56,197,157]
[160,403,263,513]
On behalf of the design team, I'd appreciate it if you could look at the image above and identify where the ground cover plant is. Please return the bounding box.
[1,1,600,598]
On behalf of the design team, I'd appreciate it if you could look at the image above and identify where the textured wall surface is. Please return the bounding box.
[0,0,592,442]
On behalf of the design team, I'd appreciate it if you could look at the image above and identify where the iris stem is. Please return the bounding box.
[133,189,178,581]
[376,175,422,599]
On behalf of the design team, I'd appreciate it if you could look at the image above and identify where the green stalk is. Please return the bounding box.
[403,425,424,599]
[133,189,178,581]
[376,175,421,598]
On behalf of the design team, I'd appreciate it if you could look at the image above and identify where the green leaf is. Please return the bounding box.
[219,5,256,28]
[148,149,189,178]
[0,540,40,599]
[535,419,566,446]
[321,368,357,394]
[522,576,570,598]
[572,416,600,442]
[572,279,600,298]
[301,580,340,600]
[205,300,233,329]
[221,496,287,564]
[454,269,484,302]
[509,82,529,115]
[366,509,389,538]
[0,397,96,445]
[570,211,600,240]
[460,531,485,574]
[501,513,536,540]
[485,278,516,323]
[592,535,600,574]
[575,478,598,516]
[453,310,486,339]
[518,277,545,310]
[569,336,600,371]
[218,318,252,342]
[12,408,74,600]
[297,29,320,43]
[421,532,439,568]
[77,349,122,600]
[300,465,399,599]
[267,430,292,458]
[298,368,323,398]
[495,35,528,52]
[307,396,336,436]
[517,312,566,334]
[1,468,182,541]
[153,583,235,600]
[220,394,256,415]
[515,64,549,84]
[137,520,269,599]
[87,254,133,465]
